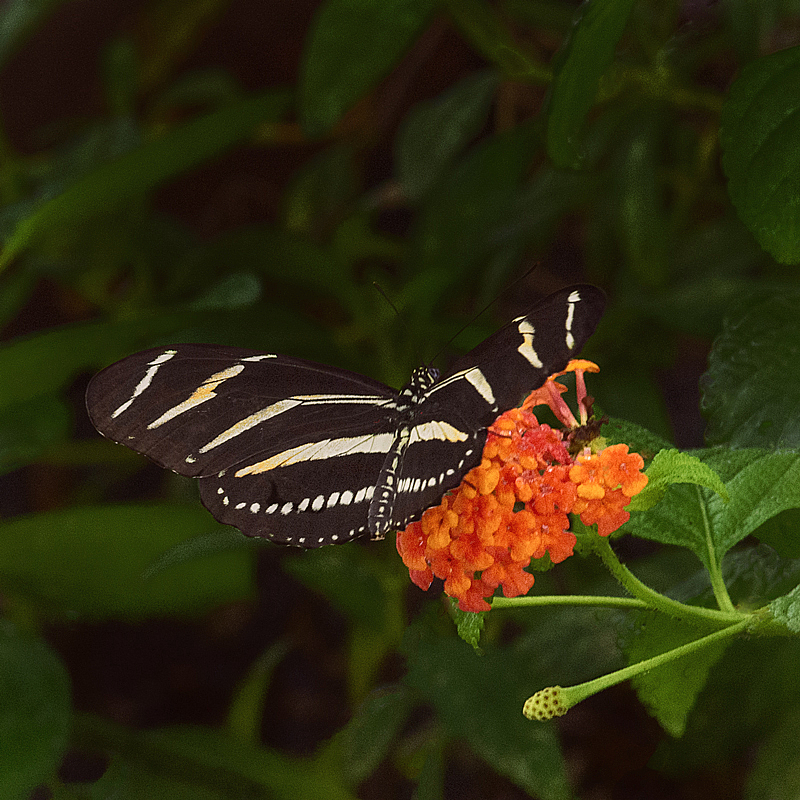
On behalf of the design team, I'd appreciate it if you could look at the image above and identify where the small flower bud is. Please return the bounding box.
[523,686,567,721]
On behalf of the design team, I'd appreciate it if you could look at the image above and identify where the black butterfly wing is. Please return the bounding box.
[87,344,397,475]
[385,285,605,528]
[424,285,606,426]
[381,426,487,533]
[198,438,392,546]
[87,344,403,545]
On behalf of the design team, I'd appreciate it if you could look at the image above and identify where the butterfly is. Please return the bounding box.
[86,285,605,547]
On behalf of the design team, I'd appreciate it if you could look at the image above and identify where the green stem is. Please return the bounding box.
[695,486,736,613]
[568,618,750,702]
[524,616,751,719]
[590,534,741,627]
[492,594,647,611]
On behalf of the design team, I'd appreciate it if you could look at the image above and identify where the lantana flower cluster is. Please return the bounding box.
[396,361,648,612]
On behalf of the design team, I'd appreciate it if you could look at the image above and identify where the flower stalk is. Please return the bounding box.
[586,534,742,628]
[523,616,752,721]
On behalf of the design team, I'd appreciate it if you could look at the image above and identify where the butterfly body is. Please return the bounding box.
[86,286,605,547]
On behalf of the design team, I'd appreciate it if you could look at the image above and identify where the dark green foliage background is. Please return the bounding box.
[2,1,800,798]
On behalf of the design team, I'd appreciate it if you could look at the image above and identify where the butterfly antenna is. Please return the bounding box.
[372,282,401,318]
[372,283,426,374]
[431,263,540,365]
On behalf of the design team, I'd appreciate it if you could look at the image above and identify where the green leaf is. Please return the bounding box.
[594,365,673,444]
[720,545,800,607]
[140,528,257,580]
[408,122,538,296]
[332,212,405,266]
[667,216,774,336]
[1,91,291,267]
[299,0,437,136]
[722,0,765,62]
[453,604,486,651]
[623,449,800,572]
[286,541,405,704]
[0,312,200,411]
[441,0,545,81]
[0,504,255,619]
[0,116,143,244]
[746,705,800,800]
[190,273,262,311]
[76,715,359,800]
[512,604,624,688]
[0,395,70,474]
[396,70,499,200]
[283,545,389,630]
[702,291,800,448]
[625,613,728,737]
[227,642,290,745]
[628,449,729,512]
[601,417,674,459]
[153,68,244,114]
[769,584,800,634]
[0,270,37,329]
[133,0,231,96]
[403,627,570,800]
[0,0,66,70]
[493,164,594,260]
[546,0,638,168]
[282,144,358,233]
[333,687,414,786]
[752,508,800,558]
[190,225,357,305]
[0,304,345,414]
[651,638,800,773]
[609,111,669,285]
[83,758,235,800]
[0,623,71,798]
[103,37,138,116]
[720,44,800,263]
[414,745,445,800]
[501,0,576,33]
[635,276,770,341]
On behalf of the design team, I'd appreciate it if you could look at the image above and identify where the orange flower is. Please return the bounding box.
[570,444,647,535]
[396,362,648,612]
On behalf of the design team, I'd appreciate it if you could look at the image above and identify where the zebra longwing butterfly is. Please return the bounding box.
[86,286,605,547]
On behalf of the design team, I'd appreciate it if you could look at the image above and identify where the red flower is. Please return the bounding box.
[396,361,648,612]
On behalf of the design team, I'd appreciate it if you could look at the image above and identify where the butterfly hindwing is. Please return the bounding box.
[384,428,487,534]
[198,438,394,546]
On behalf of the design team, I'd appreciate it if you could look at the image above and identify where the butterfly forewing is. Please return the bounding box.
[86,344,399,477]
[86,285,605,547]
[432,286,606,421]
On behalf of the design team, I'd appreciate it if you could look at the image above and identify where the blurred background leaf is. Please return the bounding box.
[0,505,255,619]
[0,622,71,798]
[721,44,800,264]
